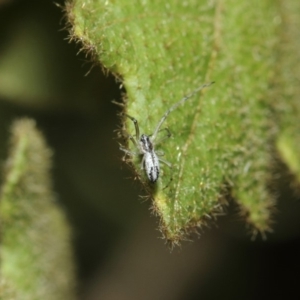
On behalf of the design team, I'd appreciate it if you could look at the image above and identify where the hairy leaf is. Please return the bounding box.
[0,119,75,299]
[67,0,280,243]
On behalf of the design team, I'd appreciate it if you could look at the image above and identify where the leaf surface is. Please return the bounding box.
[68,0,280,242]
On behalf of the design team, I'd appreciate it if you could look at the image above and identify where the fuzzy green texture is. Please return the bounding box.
[0,119,76,300]
[68,0,280,242]
[275,0,300,183]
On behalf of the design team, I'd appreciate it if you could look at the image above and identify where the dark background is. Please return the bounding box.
[0,1,299,299]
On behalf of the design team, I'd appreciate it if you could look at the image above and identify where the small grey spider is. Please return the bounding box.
[120,82,214,183]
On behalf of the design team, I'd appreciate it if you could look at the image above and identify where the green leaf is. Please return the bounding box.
[67,0,280,243]
[0,119,75,299]
[274,1,300,184]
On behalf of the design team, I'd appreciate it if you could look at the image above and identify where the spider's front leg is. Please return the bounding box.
[124,114,140,141]
[120,113,141,155]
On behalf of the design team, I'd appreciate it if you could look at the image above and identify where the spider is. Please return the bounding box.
[120,82,214,183]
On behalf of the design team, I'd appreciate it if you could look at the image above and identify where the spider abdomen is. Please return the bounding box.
[144,152,160,183]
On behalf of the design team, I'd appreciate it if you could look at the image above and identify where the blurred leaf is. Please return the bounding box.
[0,119,76,299]
[67,0,283,243]
[274,1,300,184]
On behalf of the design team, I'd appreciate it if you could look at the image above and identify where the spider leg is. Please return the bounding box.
[155,150,165,156]
[120,131,139,155]
[158,158,173,190]
[151,82,215,141]
[162,176,173,190]
[158,157,172,168]
[124,114,140,141]
[151,127,172,145]
[121,114,140,153]
[127,134,138,148]
[119,146,139,157]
